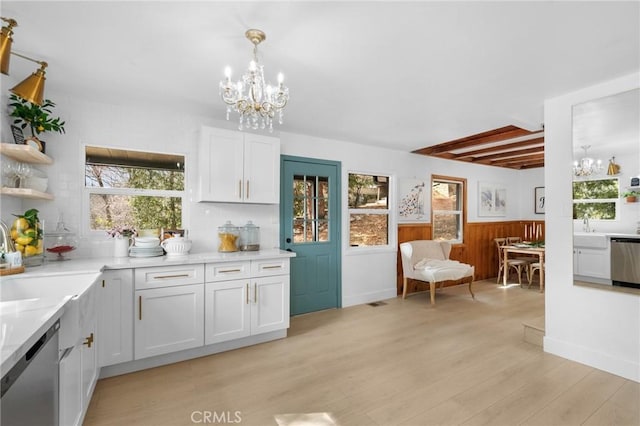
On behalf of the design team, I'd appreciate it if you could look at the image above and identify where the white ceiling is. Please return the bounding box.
[3,1,639,152]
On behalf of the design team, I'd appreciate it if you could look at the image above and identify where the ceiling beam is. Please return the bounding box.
[452,137,544,159]
[413,125,536,155]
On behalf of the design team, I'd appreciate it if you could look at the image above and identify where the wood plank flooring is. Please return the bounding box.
[84,280,639,426]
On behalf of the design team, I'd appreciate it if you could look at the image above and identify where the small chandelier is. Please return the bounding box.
[573,145,603,177]
[220,29,289,132]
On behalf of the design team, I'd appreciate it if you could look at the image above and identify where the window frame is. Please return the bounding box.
[81,144,187,237]
[346,171,393,252]
[431,174,467,244]
[572,176,620,221]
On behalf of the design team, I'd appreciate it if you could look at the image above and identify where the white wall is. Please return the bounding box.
[544,72,640,382]
[2,88,540,309]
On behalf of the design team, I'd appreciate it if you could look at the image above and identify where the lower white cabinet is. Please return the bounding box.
[98,269,134,367]
[204,259,290,345]
[574,247,610,279]
[59,278,99,426]
[135,284,205,359]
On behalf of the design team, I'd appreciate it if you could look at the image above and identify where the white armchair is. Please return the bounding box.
[400,240,475,304]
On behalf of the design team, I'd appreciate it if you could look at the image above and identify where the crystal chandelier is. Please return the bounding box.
[220,29,289,132]
[573,145,603,177]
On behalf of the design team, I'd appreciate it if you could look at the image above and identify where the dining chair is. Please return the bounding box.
[528,261,545,291]
[507,236,537,264]
[494,238,528,286]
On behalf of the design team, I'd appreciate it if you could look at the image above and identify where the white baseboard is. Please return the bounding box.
[544,336,639,382]
[342,288,397,307]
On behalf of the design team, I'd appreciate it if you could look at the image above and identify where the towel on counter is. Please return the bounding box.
[413,258,473,283]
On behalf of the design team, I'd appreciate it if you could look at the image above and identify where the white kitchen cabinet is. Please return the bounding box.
[204,280,251,344]
[135,284,205,359]
[197,126,280,203]
[574,247,610,279]
[204,258,290,345]
[59,277,99,426]
[59,346,82,426]
[98,269,134,367]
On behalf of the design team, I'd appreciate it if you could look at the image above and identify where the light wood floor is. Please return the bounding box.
[84,280,639,426]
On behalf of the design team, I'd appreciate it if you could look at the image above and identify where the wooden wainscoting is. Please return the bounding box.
[397,221,545,295]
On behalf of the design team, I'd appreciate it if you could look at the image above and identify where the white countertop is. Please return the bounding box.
[1,296,71,373]
[0,249,294,373]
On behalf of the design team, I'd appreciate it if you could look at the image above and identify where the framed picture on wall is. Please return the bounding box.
[478,182,506,216]
[535,187,545,214]
[398,178,427,222]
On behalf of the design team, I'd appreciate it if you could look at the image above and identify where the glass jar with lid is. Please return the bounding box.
[45,220,78,261]
[218,221,239,252]
[239,221,260,251]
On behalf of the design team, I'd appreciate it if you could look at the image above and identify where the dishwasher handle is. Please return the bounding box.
[611,238,640,244]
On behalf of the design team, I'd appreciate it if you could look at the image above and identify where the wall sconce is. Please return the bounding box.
[1,17,48,106]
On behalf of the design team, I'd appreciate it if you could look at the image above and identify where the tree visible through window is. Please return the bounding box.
[432,176,465,242]
[85,146,185,231]
[348,173,390,247]
[573,178,619,220]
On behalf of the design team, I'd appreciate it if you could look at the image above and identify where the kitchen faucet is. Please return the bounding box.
[582,213,590,233]
[0,220,16,253]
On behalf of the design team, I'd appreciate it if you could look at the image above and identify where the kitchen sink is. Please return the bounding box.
[1,272,101,349]
[573,232,608,248]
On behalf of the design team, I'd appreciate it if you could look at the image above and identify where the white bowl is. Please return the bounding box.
[161,237,192,255]
[133,237,160,248]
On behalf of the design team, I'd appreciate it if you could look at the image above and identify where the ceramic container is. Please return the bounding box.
[161,236,192,256]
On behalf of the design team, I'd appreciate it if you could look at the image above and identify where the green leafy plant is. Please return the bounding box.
[622,190,639,198]
[8,94,66,136]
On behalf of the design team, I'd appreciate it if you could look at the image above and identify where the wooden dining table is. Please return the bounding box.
[503,244,545,292]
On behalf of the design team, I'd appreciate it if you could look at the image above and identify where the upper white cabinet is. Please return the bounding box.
[197,126,280,204]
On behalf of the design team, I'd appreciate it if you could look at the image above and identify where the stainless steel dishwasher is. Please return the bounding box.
[1,320,60,426]
[611,238,640,289]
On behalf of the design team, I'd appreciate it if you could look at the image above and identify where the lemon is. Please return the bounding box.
[13,217,29,231]
[10,229,18,240]
[24,245,38,256]
[24,228,37,238]
[14,243,24,253]
[15,236,33,246]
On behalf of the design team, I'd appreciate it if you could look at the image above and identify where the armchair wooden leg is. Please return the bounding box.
[429,282,436,305]
[468,277,475,299]
[402,277,408,299]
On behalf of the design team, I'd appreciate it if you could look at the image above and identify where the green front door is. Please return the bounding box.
[281,156,341,315]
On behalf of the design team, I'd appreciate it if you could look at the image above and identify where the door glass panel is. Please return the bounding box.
[291,174,330,243]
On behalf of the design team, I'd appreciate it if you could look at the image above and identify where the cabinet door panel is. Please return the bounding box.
[98,269,134,367]
[204,281,251,345]
[135,284,204,359]
[251,275,290,335]
[134,264,205,290]
[576,248,610,279]
[198,127,244,202]
[59,347,82,426]
[243,134,280,204]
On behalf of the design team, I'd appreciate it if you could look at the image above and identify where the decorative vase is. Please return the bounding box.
[113,236,131,257]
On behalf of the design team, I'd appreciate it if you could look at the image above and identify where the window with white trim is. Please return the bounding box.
[573,177,619,220]
[348,173,390,247]
[84,146,185,232]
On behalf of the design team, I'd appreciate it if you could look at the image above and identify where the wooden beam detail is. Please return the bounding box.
[452,137,544,159]
[413,125,535,155]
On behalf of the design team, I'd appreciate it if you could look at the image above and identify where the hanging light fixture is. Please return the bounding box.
[220,29,289,132]
[0,16,49,106]
[573,145,603,177]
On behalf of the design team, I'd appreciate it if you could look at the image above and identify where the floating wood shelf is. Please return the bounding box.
[0,187,54,200]
[0,143,53,164]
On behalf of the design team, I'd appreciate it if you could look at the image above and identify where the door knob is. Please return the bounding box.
[286,237,291,243]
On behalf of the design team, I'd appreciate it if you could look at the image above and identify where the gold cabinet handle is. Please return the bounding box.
[262,265,282,270]
[219,269,241,274]
[154,273,190,279]
[254,283,257,303]
[246,283,249,305]
[239,180,242,199]
[102,279,105,288]
[139,295,142,320]
[83,332,94,348]
[246,180,250,199]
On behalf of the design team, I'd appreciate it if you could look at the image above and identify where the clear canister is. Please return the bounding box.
[239,221,260,251]
[218,221,239,252]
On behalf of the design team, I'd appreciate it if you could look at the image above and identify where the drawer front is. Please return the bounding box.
[135,264,205,290]
[251,258,290,277]
[205,262,251,283]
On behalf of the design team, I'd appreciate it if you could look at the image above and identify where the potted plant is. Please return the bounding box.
[8,94,65,152]
[622,190,639,203]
